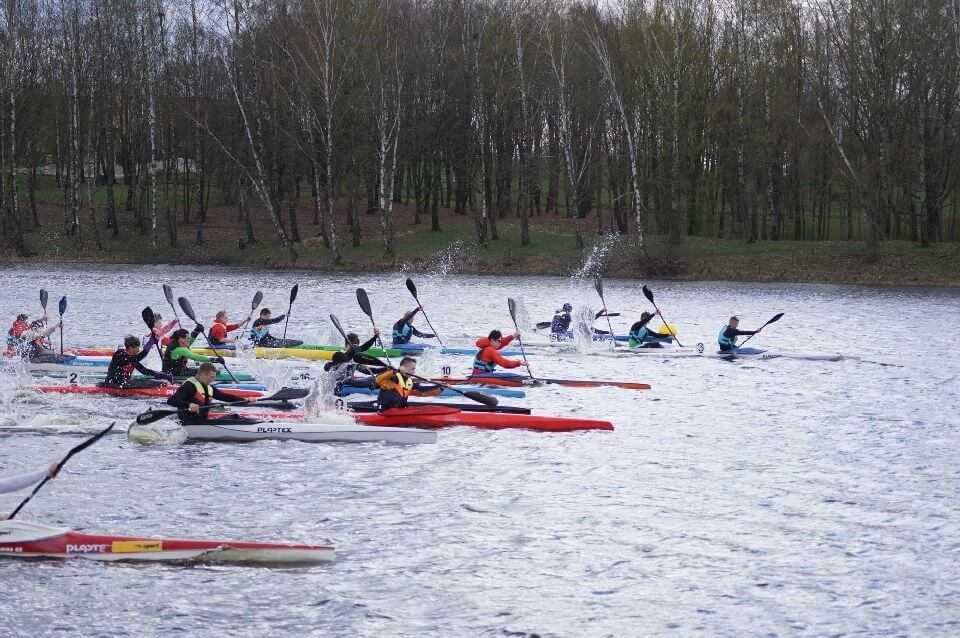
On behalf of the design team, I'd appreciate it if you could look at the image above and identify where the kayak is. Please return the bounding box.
[35,385,263,399]
[355,406,614,432]
[337,384,526,399]
[601,346,844,362]
[433,372,651,391]
[192,346,335,362]
[0,520,333,564]
[347,400,532,415]
[182,415,436,444]
[75,344,407,359]
[3,354,109,372]
[440,346,523,357]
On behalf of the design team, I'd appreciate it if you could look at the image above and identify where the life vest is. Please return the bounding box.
[630,325,651,344]
[392,322,412,344]
[250,324,268,343]
[472,351,498,373]
[393,372,414,398]
[718,327,737,351]
[186,377,214,404]
[8,320,28,339]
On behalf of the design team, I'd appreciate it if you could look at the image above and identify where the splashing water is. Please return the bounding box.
[569,233,623,284]
[510,298,533,333]
[403,240,474,278]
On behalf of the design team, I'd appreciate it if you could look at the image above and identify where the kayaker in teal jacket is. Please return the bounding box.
[628,312,673,348]
[718,316,760,353]
[392,309,435,345]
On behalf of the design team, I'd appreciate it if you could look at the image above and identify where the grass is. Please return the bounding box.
[5,174,959,287]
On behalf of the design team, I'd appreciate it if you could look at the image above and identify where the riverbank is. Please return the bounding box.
[4,193,959,287]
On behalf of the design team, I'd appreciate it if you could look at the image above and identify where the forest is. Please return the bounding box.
[1,0,958,265]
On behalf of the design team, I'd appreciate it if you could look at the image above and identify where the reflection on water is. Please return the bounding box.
[1,263,959,637]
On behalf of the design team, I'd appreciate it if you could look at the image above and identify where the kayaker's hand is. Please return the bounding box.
[209,356,225,364]
[513,331,521,339]
[48,462,60,479]
[159,373,174,383]
[373,328,380,336]
[189,403,200,414]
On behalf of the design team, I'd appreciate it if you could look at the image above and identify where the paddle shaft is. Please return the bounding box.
[643,287,684,347]
[737,314,782,347]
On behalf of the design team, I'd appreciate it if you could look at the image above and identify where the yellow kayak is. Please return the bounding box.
[192,347,334,362]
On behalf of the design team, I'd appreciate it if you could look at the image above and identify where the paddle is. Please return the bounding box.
[8,422,116,520]
[281,284,298,340]
[594,278,618,347]
[177,296,239,383]
[135,388,310,425]
[355,288,391,365]
[329,313,496,407]
[405,278,445,347]
[57,296,67,357]
[641,285,684,347]
[737,313,785,348]
[141,307,164,359]
[40,289,48,316]
[507,298,534,379]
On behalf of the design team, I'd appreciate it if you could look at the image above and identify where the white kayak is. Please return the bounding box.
[0,520,334,565]
[180,420,437,445]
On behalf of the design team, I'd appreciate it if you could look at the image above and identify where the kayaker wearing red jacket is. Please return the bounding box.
[166,363,250,424]
[209,311,248,345]
[472,330,526,375]
[375,357,442,410]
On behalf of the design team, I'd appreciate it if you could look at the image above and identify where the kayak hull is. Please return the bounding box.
[35,385,262,399]
[338,384,526,399]
[0,520,333,564]
[356,406,613,432]
[432,373,651,391]
[184,420,437,444]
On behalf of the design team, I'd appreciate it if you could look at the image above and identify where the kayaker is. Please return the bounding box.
[7,316,61,358]
[628,312,673,348]
[166,362,251,424]
[718,316,760,353]
[374,357,442,410]
[473,330,526,375]
[250,308,302,348]
[208,311,247,346]
[392,309,435,345]
[101,335,173,388]
[144,313,179,347]
[0,463,58,496]
[325,331,386,394]
[162,327,225,377]
[550,303,573,337]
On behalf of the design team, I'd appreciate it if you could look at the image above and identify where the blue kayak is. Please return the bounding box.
[338,384,525,399]
[214,382,268,391]
[440,347,524,357]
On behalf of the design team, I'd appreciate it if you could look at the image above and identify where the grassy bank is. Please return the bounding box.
[4,176,959,286]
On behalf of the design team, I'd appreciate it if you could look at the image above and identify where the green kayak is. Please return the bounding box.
[281,344,405,358]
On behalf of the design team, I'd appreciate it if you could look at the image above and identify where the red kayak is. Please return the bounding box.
[234,405,612,432]
[356,406,613,432]
[35,385,262,399]
[433,375,651,391]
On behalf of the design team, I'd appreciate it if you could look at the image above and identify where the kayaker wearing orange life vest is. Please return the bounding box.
[208,311,249,346]
[374,357,442,410]
[7,315,61,358]
[472,330,527,375]
[166,362,251,424]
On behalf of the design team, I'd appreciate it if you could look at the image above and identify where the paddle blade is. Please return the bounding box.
[177,297,198,322]
[508,298,518,323]
[462,391,499,407]
[136,410,174,426]
[289,284,299,304]
[162,284,175,305]
[329,314,348,339]
[263,387,310,402]
[141,306,156,329]
[57,296,67,317]
[252,291,264,310]
[405,278,418,298]
[535,321,552,329]
[594,277,604,300]
[767,312,785,325]
[40,289,48,310]
[356,288,373,318]
[642,285,654,303]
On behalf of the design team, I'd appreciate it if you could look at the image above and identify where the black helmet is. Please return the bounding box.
[124,335,141,348]
[171,328,190,341]
[640,311,653,323]
[562,303,572,312]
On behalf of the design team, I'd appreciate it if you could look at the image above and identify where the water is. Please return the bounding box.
[1,263,958,637]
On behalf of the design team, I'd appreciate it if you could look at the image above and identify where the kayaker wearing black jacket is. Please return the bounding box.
[718,316,759,353]
[250,308,303,348]
[374,357,442,410]
[392,309,435,345]
[166,363,251,424]
[628,311,673,348]
[325,331,387,393]
[550,303,573,336]
[100,335,172,388]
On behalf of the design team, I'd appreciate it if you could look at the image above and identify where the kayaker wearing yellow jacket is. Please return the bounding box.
[375,357,442,410]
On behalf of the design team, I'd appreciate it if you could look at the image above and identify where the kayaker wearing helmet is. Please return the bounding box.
[0,463,58,496]
[250,308,303,348]
[718,316,760,353]
[550,303,573,338]
[100,335,173,388]
[391,308,435,345]
[374,357,442,410]
[166,362,251,424]
[628,311,674,348]
[162,327,225,377]
[472,330,526,375]
[7,315,61,358]
[208,310,248,346]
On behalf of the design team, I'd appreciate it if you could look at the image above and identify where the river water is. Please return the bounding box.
[1,263,958,637]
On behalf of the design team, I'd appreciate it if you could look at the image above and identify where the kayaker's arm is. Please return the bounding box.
[253,315,285,327]
[0,466,54,495]
[134,361,168,380]
[358,335,378,352]
[178,348,213,364]
[132,335,157,363]
[410,326,435,339]
[411,383,443,398]
[211,387,248,403]
[166,384,195,409]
